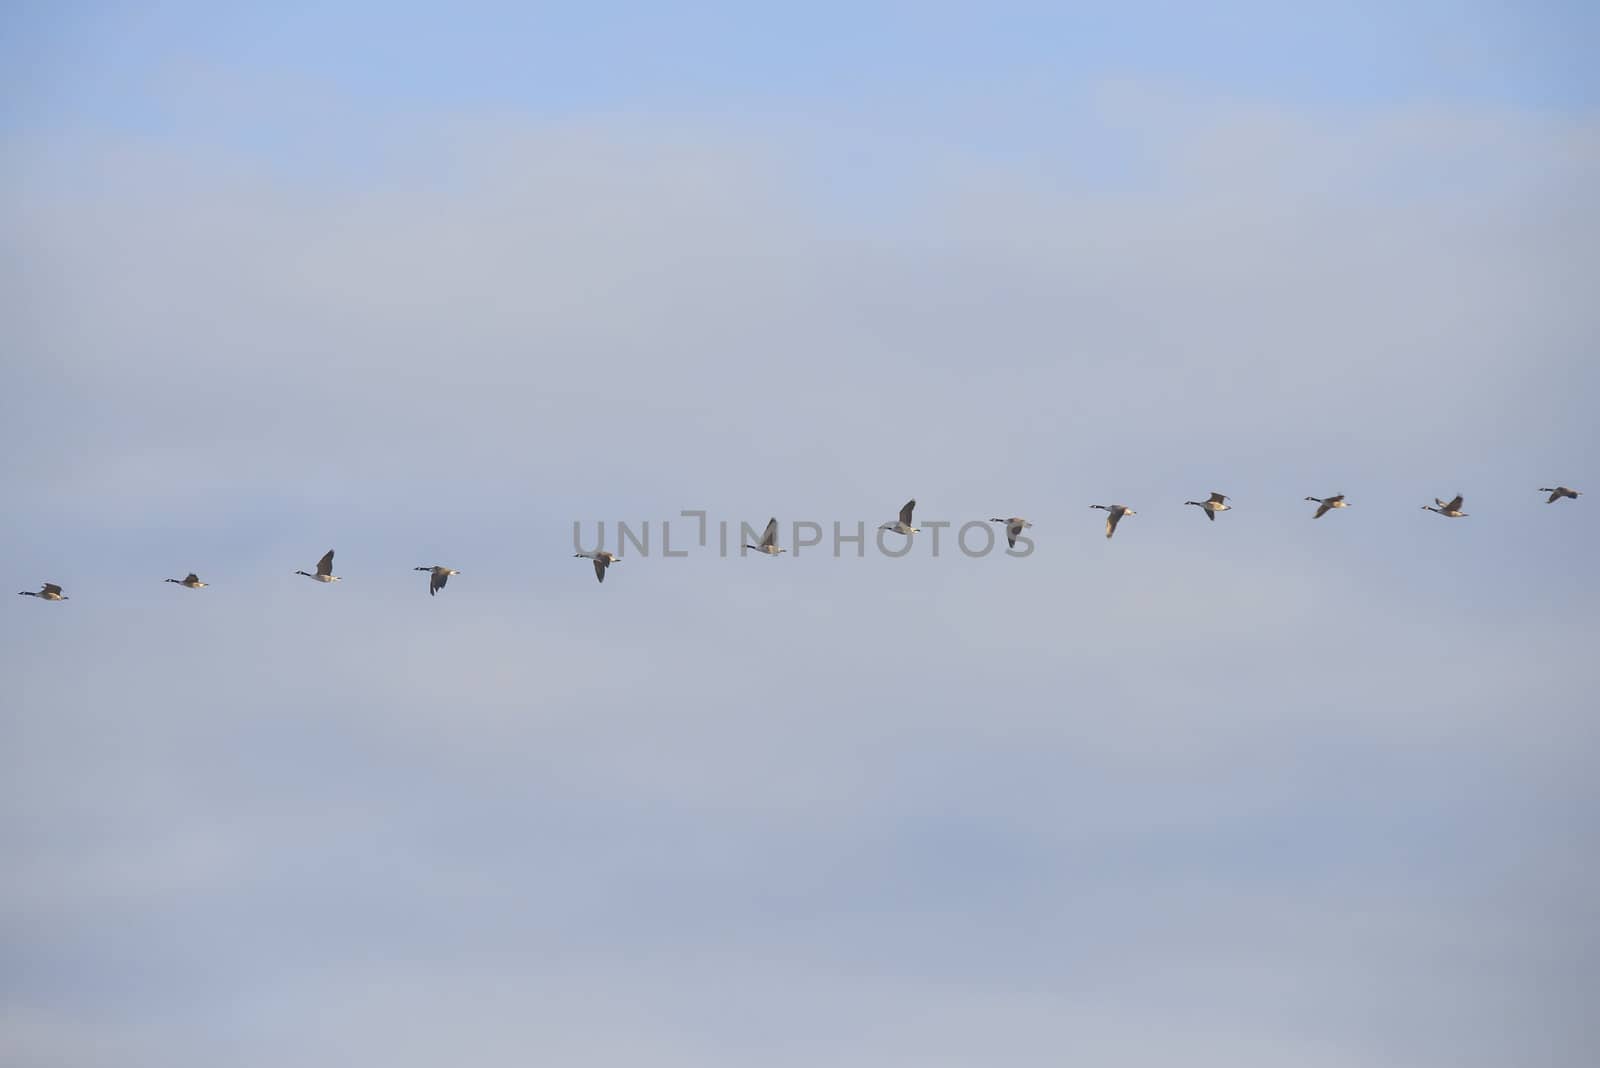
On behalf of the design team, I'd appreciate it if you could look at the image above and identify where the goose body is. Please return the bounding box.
[575,550,619,583]
[1090,504,1136,539]
[744,518,786,556]
[879,499,920,537]
[18,582,68,601]
[295,549,340,582]
[1540,486,1581,504]
[988,516,1032,548]
[1306,494,1349,519]
[1422,494,1468,518]
[165,573,208,588]
[1184,492,1231,521]
[415,565,459,596]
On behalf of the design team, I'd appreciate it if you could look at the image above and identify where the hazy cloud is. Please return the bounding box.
[3,43,1596,1068]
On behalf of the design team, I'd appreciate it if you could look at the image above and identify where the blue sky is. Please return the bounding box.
[3,4,1597,1066]
[6,2,1598,152]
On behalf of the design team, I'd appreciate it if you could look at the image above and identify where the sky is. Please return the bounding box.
[2,3,1597,1065]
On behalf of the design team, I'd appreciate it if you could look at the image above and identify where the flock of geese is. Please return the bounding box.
[13,486,1585,603]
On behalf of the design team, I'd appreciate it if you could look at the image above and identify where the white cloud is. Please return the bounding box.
[3,84,1596,1067]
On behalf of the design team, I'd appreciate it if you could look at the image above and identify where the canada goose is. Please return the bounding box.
[988,516,1032,548]
[18,583,68,601]
[164,573,208,589]
[574,550,618,583]
[744,518,786,555]
[1090,504,1136,539]
[1305,495,1349,519]
[1540,486,1582,504]
[414,565,459,596]
[1184,492,1231,521]
[879,499,920,536]
[295,549,339,582]
[1422,494,1468,518]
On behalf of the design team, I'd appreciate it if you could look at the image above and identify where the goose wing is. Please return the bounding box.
[1105,511,1121,538]
[761,517,779,549]
[1006,520,1021,548]
[1443,495,1463,512]
[1209,492,1228,504]
[594,557,608,583]
[316,550,335,576]
[184,573,200,585]
[430,570,448,595]
[42,583,63,596]
[1314,501,1333,519]
[899,499,916,527]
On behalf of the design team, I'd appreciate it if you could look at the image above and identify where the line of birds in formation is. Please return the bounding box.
[13,486,1585,603]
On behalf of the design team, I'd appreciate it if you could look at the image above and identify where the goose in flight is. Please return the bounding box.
[575,550,618,583]
[18,582,68,601]
[988,516,1032,548]
[1184,492,1231,521]
[744,518,786,556]
[164,573,209,589]
[1540,486,1582,504]
[1090,504,1136,539]
[879,499,920,537]
[1305,494,1349,519]
[295,550,340,582]
[414,565,459,596]
[1422,494,1468,518]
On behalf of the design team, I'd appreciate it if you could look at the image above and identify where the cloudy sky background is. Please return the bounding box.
[3,3,1597,1065]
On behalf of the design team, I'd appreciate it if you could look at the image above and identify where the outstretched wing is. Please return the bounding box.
[316,550,335,576]
[762,517,779,548]
[430,570,448,595]
[1314,501,1332,519]
[1006,520,1021,548]
[1204,509,1215,521]
[1444,495,1463,512]
[594,557,607,583]
[1209,492,1228,504]
[42,583,63,596]
[899,499,916,526]
[1105,511,1121,538]
[184,573,200,584]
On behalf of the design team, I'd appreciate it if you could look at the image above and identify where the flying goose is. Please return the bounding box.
[879,499,920,537]
[1540,486,1582,504]
[575,550,618,583]
[988,516,1032,548]
[1184,492,1231,521]
[1305,494,1349,519]
[164,573,208,589]
[1422,494,1468,518]
[744,518,786,556]
[1090,504,1136,539]
[414,565,459,596]
[18,582,68,601]
[295,549,340,582]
